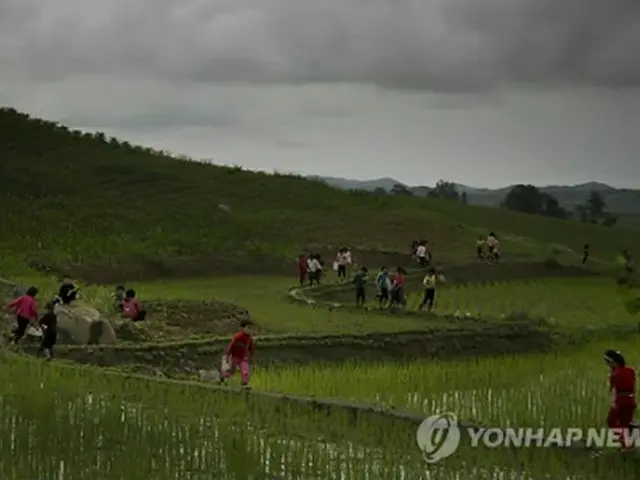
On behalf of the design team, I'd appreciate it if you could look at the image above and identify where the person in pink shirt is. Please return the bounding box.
[121,289,147,321]
[7,286,39,344]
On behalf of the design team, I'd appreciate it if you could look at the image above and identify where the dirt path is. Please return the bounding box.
[18,323,559,372]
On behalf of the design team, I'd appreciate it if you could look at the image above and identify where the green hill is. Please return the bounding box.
[1,107,637,282]
[316,176,640,214]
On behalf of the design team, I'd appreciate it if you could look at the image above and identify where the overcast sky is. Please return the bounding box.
[1,0,640,188]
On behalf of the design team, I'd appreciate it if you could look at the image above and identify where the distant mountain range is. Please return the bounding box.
[308,176,640,214]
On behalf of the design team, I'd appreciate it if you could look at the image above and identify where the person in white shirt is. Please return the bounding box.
[416,242,428,268]
[307,255,322,285]
[335,248,349,279]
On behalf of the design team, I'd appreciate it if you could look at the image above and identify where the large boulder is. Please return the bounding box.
[54,303,117,345]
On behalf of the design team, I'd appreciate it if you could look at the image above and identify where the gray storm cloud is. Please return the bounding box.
[1,0,640,91]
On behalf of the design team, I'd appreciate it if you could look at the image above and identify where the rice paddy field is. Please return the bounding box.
[253,337,640,430]
[317,277,638,328]
[3,267,639,479]
[4,106,640,480]
[3,337,640,479]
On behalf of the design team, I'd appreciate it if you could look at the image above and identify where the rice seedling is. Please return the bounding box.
[1,354,639,479]
[253,337,640,431]
[313,276,634,329]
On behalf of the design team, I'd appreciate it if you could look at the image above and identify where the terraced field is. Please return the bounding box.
[1,109,640,478]
[313,276,635,328]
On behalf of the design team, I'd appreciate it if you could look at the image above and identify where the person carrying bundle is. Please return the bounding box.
[6,286,39,345]
[604,349,637,449]
[39,302,58,360]
[219,319,255,388]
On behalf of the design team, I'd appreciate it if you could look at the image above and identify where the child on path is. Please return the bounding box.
[220,319,255,388]
[39,302,58,360]
[335,248,349,280]
[7,286,39,345]
[344,248,353,276]
[352,266,368,307]
[307,255,322,285]
[582,244,590,265]
[419,268,445,312]
[375,267,390,308]
[390,267,407,309]
[416,241,428,268]
[297,255,308,287]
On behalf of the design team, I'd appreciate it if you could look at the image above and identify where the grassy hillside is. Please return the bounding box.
[1,107,638,282]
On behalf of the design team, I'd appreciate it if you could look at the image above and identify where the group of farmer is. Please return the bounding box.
[351,265,445,312]
[297,248,356,287]
[4,275,79,358]
[4,276,147,358]
[292,243,445,312]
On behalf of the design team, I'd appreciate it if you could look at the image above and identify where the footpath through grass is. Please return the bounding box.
[134,275,635,335]
[128,276,452,334]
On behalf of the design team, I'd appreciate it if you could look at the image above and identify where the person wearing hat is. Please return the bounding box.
[604,349,637,449]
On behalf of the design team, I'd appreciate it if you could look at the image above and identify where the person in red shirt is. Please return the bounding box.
[7,286,39,345]
[390,267,406,309]
[297,255,308,287]
[220,319,255,387]
[121,289,147,321]
[604,349,637,449]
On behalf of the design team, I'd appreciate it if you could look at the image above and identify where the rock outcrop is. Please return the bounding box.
[54,303,117,345]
